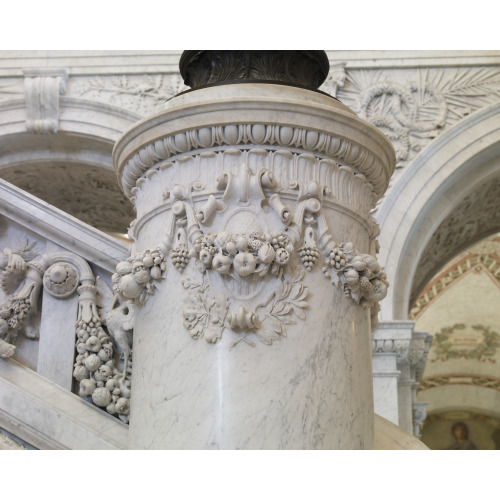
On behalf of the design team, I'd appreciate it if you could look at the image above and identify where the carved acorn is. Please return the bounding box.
[233,252,256,276]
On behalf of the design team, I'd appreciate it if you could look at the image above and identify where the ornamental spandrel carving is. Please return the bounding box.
[334,67,500,169]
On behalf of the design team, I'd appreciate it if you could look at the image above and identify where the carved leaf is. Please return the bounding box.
[257,328,281,345]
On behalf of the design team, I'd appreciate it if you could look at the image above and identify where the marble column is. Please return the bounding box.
[112,51,395,449]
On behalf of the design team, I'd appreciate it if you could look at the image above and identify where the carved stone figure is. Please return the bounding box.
[0,239,43,359]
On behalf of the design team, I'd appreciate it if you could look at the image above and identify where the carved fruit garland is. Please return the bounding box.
[112,165,388,348]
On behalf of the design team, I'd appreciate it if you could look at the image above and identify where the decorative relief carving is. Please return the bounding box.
[73,74,188,114]
[411,238,500,320]
[431,323,500,363]
[112,248,167,304]
[319,63,346,98]
[115,163,388,346]
[120,122,388,200]
[413,402,427,440]
[335,67,500,168]
[0,239,46,359]
[419,374,500,391]
[131,149,375,225]
[372,338,411,359]
[0,238,136,423]
[43,263,79,298]
[23,69,68,134]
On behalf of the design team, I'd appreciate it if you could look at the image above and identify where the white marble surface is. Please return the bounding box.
[0,358,128,449]
[116,81,395,449]
[129,267,373,449]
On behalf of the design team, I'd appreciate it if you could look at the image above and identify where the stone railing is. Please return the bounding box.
[0,179,130,448]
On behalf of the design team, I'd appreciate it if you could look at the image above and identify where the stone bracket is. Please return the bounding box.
[23,68,68,134]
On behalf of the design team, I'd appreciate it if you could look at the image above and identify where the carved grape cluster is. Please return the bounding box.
[298,245,320,271]
[171,246,190,271]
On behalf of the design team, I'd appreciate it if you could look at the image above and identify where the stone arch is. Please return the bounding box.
[0,98,142,234]
[378,104,500,320]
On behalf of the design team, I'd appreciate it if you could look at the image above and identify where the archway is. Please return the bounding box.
[0,98,141,235]
[377,103,500,321]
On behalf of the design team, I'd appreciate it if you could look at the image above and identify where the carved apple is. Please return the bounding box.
[233,252,256,276]
[85,353,102,372]
[212,253,232,274]
[73,363,89,381]
[119,274,143,299]
[345,269,359,285]
[92,387,112,407]
[79,378,96,397]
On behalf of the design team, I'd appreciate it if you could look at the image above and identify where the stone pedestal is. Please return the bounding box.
[113,54,395,449]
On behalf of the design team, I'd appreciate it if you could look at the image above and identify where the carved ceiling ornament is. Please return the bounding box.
[0,164,135,235]
[113,162,389,346]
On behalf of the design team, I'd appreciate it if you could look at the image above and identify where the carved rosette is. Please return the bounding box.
[43,263,79,298]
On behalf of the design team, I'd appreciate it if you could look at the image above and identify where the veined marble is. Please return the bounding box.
[115,73,395,449]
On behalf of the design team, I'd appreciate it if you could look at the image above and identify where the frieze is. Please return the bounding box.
[72,74,188,115]
[118,123,389,201]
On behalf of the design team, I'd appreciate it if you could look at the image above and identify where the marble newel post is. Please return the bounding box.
[112,51,395,449]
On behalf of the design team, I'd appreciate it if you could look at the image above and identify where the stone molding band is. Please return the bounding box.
[116,122,393,200]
